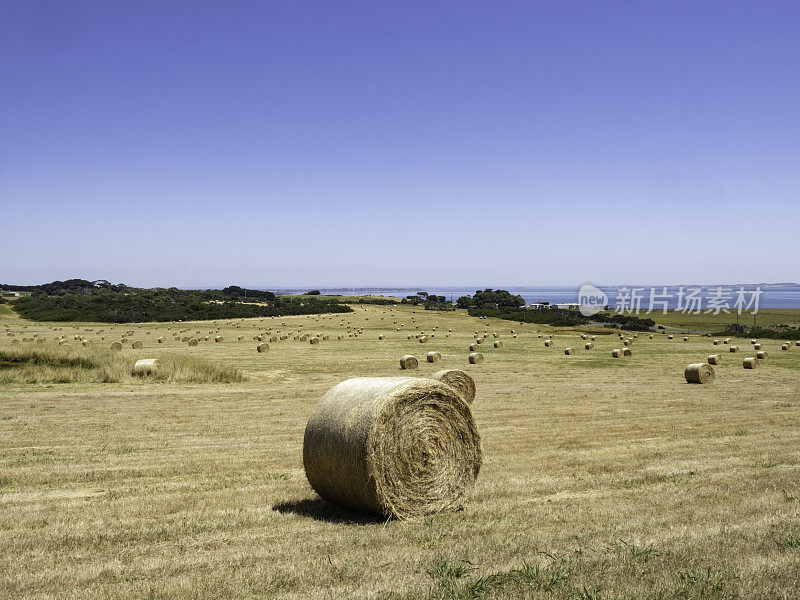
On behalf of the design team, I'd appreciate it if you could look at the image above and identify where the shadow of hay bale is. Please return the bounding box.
[271,498,384,525]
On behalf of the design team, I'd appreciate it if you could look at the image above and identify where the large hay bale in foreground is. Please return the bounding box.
[743,357,759,369]
[708,354,722,365]
[430,369,476,405]
[468,352,484,364]
[303,377,481,519]
[132,359,160,375]
[400,355,418,370]
[685,363,715,384]
[426,351,441,363]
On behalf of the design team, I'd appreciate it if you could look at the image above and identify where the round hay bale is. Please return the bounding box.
[419,336,428,343]
[37,338,45,345]
[782,343,789,350]
[430,369,476,405]
[581,334,588,340]
[110,341,122,351]
[756,350,767,360]
[81,339,91,347]
[11,339,19,345]
[238,336,244,341]
[649,334,654,339]
[158,336,165,343]
[612,349,622,358]
[584,342,594,350]
[708,354,722,365]
[400,355,418,370]
[215,336,223,342]
[723,338,731,344]
[468,352,484,364]
[564,347,575,355]
[303,377,481,519]
[754,343,762,350]
[310,337,320,344]
[132,358,160,375]
[257,343,269,353]
[729,345,739,353]
[132,340,143,349]
[426,351,441,363]
[750,339,757,345]
[469,343,478,351]
[188,338,199,346]
[544,340,552,347]
[622,347,632,356]
[685,363,715,384]
[683,337,688,342]
[743,357,758,369]
[474,338,482,345]
[713,340,719,345]
[378,335,385,340]
[668,335,674,340]
[795,341,800,347]
[493,341,503,349]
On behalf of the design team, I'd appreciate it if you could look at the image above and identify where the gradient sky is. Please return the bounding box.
[2,1,799,288]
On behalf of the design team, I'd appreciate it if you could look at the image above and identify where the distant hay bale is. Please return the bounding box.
[750,339,757,344]
[591,336,597,341]
[310,337,320,344]
[302,377,481,519]
[257,343,269,353]
[469,343,478,351]
[493,341,503,349]
[668,335,674,340]
[11,339,19,345]
[419,336,428,343]
[132,341,143,349]
[708,354,722,365]
[713,340,719,345]
[430,369,476,404]
[683,337,688,342]
[188,338,198,346]
[468,352,484,364]
[723,338,730,344]
[81,339,91,347]
[564,347,574,355]
[238,336,244,341]
[729,345,739,353]
[110,342,122,351]
[649,334,654,339]
[612,349,622,358]
[378,335,385,340]
[756,350,767,360]
[426,351,441,363]
[400,355,418,370]
[622,347,632,356]
[781,343,789,350]
[685,363,715,384]
[132,358,160,375]
[475,338,482,345]
[270,336,278,342]
[754,343,762,350]
[544,340,552,347]
[743,357,759,369]
[581,334,588,340]
[181,336,189,342]
[584,342,594,350]
[37,338,45,345]
[158,337,165,343]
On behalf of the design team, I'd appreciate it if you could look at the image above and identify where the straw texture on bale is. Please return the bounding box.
[257,343,269,353]
[132,359,160,375]
[430,369,476,405]
[310,337,320,344]
[468,352,484,364]
[544,340,552,347]
[493,341,503,348]
[754,343,762,350]
[400,355,418,370]
[685,363,715,384]
[622,347,632,356]
[612,349,622,358]
[782,344,789,350]
[188,338,198,346]
[756,350,767,360]
[564,347,574,355]
[708,354,722,365]
[743,357,758,369]
[131,340,143,349]
[729,346,739,353]
[584,343,594,350]
[110,342,122,351]
[426,351,441,363]
[302,377,481,519]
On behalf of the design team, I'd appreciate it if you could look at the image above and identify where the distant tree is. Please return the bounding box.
[306,290,321,295]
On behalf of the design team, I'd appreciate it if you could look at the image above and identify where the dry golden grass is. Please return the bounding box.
[1,306,800,599]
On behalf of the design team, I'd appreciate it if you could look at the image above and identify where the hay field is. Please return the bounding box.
[1,306,799,599]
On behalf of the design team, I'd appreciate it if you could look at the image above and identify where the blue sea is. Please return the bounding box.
[261,285,800,310]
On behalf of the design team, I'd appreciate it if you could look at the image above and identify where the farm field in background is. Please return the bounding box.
[1,304,799,599]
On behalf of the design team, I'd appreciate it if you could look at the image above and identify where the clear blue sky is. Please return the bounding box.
[2,1,798,288]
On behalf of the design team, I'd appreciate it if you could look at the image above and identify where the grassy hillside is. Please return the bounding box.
[1,305,799,598]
